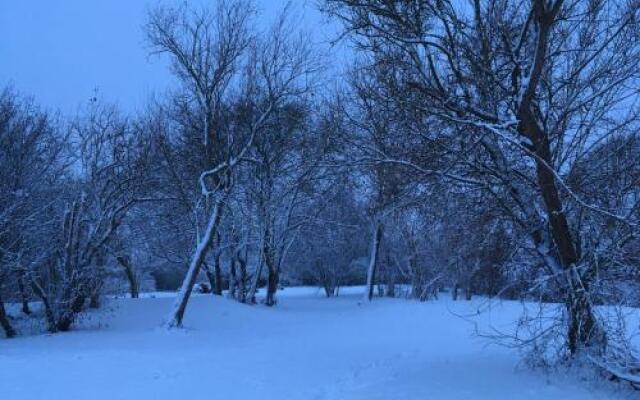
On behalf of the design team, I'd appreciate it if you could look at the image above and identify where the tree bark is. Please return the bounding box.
[520,105,602,354]
[452,283,459,301]
[364,220,383,302]
[116,255,139,299]
[89,292,101,308]
[166,198,224,328]
[263,223,279,306]
[17,275,31,315]
[247,259,263,304]
[56,293,86,332]
[265,266,279,306]
[227,255,237,300]
[0,292,16,338]
[212,242,223,295]
[30,280,56,332]
[236,250,247,303]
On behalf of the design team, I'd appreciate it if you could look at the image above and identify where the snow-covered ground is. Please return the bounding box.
[0,287,634,399]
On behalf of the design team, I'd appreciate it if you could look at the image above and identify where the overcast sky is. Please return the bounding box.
[0,0,342,116]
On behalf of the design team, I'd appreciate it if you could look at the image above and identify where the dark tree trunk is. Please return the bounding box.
[116,255,139,299]
[89,292,100,309]
[265,267,279,306]
[452,283,459,301]
[385,283,395,297]
[30,281,56,332]
[55,294,86,332]
[213,251,223,296]
[323,283,335,297]
[263,225,279,306]
[520,110,602,354]
[227,255,237,300]
[203,262,216,294]
[0,293,16,338]
[236,251,247,303]
[17,275,31,315]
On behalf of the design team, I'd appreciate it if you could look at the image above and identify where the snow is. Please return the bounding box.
[0,287,634,399]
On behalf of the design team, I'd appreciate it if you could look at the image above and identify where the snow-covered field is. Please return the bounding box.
[0,287,634,399]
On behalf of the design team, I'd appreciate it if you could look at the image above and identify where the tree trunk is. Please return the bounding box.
[386,283,395,297]
[213,249,223,296]
[0,293,16,338]
[30,280,56,332]
[364,220,383,302]
[521,110,602,354]
[452,283,459,301]
[567,288,601,354]
[247,259,263,304]
[203,262,216,294]
[17,275,31,315]
[56,293,86,332]
[116,255,139,299]
[263,225,278,306]
[227,255,237,300]
[265,267,279,306]
[89,292,101,308]
[323,283,334,297]
[236,251,247,303]
[166,198,224,328]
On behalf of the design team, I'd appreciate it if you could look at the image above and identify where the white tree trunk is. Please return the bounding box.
[166,199,223,328]
[364,220,383,302]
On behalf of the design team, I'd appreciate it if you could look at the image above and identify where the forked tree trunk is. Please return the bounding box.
[56,293,86,332]
[364,220,383,302]
[323,282,335,297]
[166,199,224,328]
[0,293,16,338]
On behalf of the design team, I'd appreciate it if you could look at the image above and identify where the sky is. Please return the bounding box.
[0,0,342,116]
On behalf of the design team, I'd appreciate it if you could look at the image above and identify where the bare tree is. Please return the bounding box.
[0,87,68,337]
[147,1,320,326]
[325,0,640,379]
